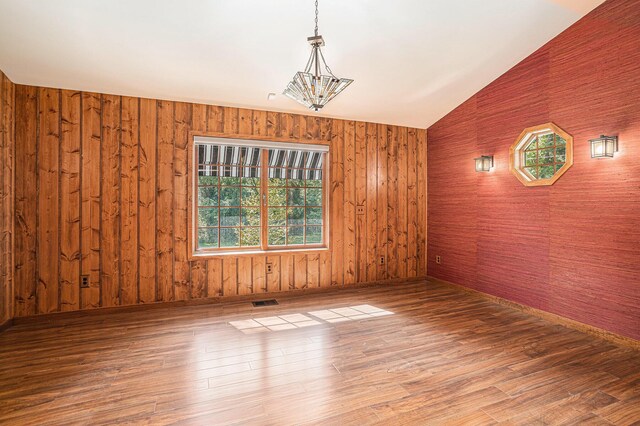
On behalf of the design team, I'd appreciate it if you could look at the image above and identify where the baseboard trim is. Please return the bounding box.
[429,276,640,350]
[11,276,427,326]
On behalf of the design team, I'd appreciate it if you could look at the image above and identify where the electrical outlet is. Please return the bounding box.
[435,255,442,265]
[356,205,365,215]
[81,275,90,288]
[379,256,385,265]
[266,263,273,274]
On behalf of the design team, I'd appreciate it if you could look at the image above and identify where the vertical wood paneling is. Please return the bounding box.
[266,256,280,292]
[319,251,331,287]
[120,96,139,305]
[8,84,426,317]
[387,126,399,279]
[157,100,174,302]
[138,98,157,304]
[252,257,266,293]
[59,90,81,311]
[14,85,37,317]
[80,92,101,309]
[222,257,237,296]
[100,94,120,308]
[330,120,344,286]
[237,258,252,295]
[354,122,367,283]
[294,254,308,289]
[343,121,356,285]
[0,73,15,323]
[37,88,60,314]
[280,255,294,291]
[207,258,222,297]
[173,102,191,301]
[416,129,427,277]
[365,123,378,282]
[397,127,408,279]
[190,103,207,298]
[407,128,418,278]
[307,253,320,288]
[376,124,388,281]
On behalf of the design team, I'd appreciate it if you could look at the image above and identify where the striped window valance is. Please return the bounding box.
[197,143,324,180]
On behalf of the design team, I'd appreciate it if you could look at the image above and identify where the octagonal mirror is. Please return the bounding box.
[510,123,573,186]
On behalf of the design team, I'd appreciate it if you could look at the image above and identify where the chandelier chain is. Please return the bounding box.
[314,0,319,36]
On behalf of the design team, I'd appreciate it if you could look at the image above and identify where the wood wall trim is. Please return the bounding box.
[429,276,640,350]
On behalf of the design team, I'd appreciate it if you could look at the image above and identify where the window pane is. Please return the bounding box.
[241,187,260,206]
[198,176,218,186]
[219,187,240,206]
[525,166,538,178]
[287,226,304,245]
[306,226,322,244]
[287,207,304,226]
[242,207,260,226]
[198,208,219,227]
[539,165,554,179]
[538,133,554,148]
[198,228,219,248]
[268,207,286,226]
[288,188,305,206]
[306,207,323,225]
[287,169,305,187]
[198,187,218,206]
[306,170,322,187]
[525,151,537,166]
[220,228,240,247]
[526,137,538,150]
[268,187,286,206]
[241,176,260,187]
[539,148,554,164]
[556,146,566,162]
[220,208,241,226]
[268,227,286,245]
[306,188,322,206]
[220,176,241,186]
[240,227,260,247]
[269,176,287,187]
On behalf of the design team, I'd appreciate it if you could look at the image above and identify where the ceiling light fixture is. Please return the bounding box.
[283,0,353,111]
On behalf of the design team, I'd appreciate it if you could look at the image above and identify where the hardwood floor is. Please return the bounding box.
[1,279,639,425]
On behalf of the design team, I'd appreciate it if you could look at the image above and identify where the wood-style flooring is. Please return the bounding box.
[1,279,639,425]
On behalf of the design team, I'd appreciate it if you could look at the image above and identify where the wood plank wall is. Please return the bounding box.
[427,0,640,340]
[12,85,427,317]
[0,71,15,325]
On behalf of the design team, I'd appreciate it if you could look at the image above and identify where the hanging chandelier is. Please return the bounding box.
[283,0,353,111]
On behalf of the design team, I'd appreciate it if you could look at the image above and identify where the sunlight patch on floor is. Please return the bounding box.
[228,305,394,334]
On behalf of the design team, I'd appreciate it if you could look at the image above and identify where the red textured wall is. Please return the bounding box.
[427,0,640,340]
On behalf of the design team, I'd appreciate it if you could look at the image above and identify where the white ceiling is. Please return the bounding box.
[0,0,604,128]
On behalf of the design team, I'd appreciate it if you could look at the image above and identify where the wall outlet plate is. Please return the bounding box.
[266,263,273,274]
[80,275,90,288]
[435,255,442,265]
[356,205,365,215]
[379,256,385,265]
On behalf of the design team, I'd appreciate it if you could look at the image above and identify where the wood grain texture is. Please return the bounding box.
[427,0,640,340]
[0,72,15,324]
[8,84,426,317]
[1,279,639,424]
[59,90,81,311]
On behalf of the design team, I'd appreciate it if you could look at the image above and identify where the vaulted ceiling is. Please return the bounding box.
[0,0,604,127]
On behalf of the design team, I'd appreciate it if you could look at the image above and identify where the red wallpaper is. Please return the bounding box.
[427,0,640,340]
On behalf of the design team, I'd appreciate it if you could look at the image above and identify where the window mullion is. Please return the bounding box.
[260,149,269,251]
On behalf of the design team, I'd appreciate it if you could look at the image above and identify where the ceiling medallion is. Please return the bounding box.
[283,0,353,111]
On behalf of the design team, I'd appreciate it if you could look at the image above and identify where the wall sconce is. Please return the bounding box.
[590,135,618,158]
[475,155,494,172]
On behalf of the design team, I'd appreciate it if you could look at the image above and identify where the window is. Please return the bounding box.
[192,137,328,254]
[510,123,573,187]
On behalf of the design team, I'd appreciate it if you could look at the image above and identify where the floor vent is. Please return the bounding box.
[252,299,279,307]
